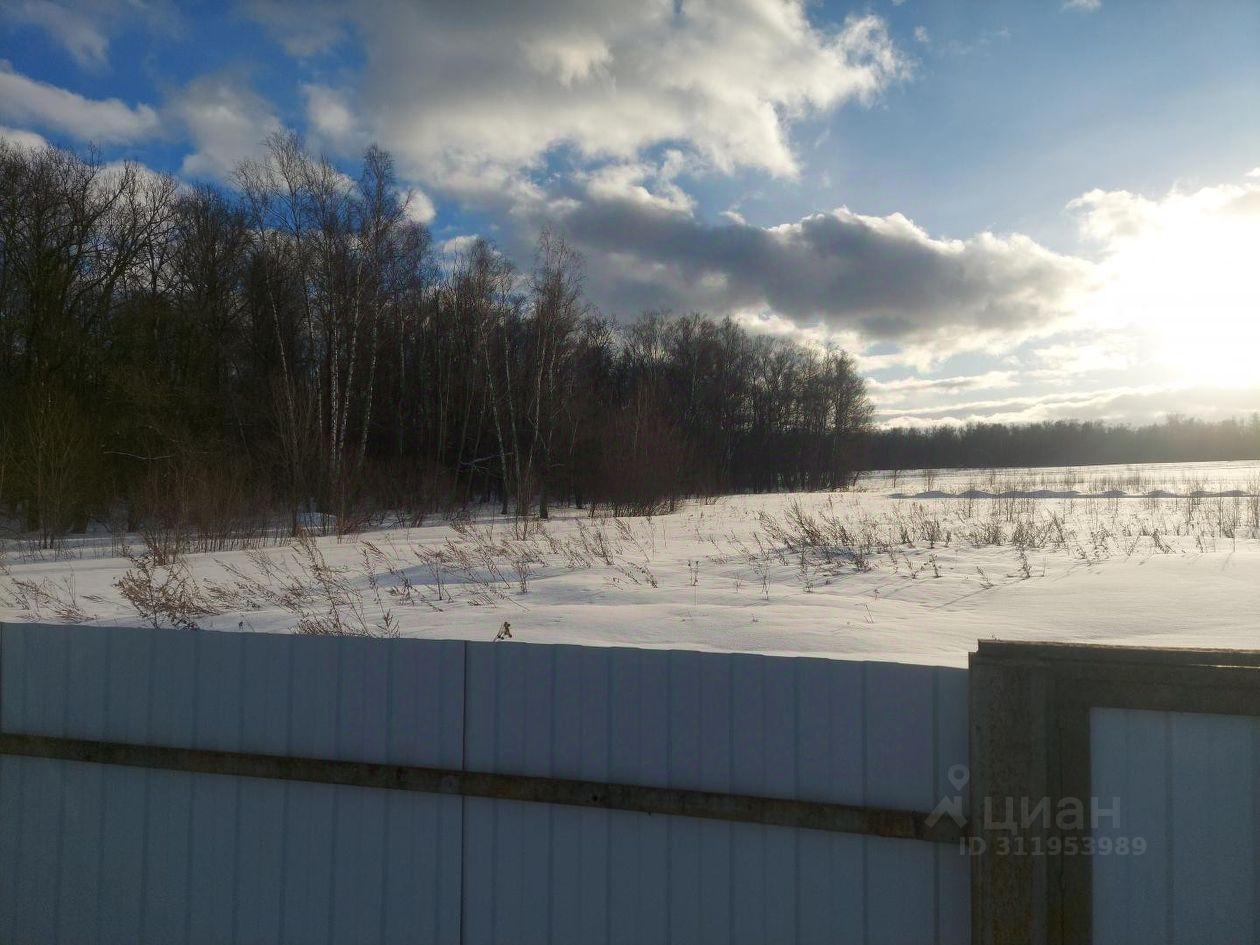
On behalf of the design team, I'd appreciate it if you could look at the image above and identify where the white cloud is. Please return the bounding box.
[169,73,282,182]
[0,62,159,143]
[439,234,479,257]
[579,151,697,215]
[302,83,360,152]
[870,370,1020,398]
[878,384,1260,428]
[244,0,346,57]
[1063,0,1101,11]
[6,1,108,68]
[402,188,437,225]
[1022,335,1137,377]
[0,124,50,149]
[1,1,180,69]
[520,32,613,86]
[253,1,910,188]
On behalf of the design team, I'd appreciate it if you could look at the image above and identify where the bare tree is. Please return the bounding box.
[525,227,586,517]
[0,138,892,544]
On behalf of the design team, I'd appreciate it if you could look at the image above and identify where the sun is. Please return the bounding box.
[1083,185,1260,387]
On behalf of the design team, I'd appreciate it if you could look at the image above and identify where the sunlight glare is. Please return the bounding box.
[1083,182,1260,387]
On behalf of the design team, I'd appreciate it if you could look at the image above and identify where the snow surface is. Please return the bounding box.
[3,460,1260,668]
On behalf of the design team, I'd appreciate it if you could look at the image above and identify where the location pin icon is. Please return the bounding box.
[948,765,969,791]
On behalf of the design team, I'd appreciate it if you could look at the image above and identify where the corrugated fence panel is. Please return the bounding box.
[0,624,465,945]
[1,624,968,945]
[1092,706,1260,945]
[460,642,970,945]
[933,665,972,942]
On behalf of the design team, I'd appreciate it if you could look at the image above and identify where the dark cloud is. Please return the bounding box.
[557,195,1090,339]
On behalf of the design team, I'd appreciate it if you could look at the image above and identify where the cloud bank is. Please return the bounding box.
[555,192,1092,342]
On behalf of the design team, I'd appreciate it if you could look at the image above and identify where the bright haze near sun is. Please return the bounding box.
[2,0,1258,427]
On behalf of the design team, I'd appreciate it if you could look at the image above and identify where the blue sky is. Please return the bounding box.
[3,0,1260,426]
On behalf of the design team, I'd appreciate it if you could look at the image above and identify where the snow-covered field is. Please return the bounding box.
[4,460,1260,667]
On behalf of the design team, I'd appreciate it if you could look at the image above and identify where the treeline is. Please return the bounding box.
[0,135,872,542]
[864,415,1260,471]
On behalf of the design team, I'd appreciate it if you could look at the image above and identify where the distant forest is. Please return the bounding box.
[0,136,870,540]
[863,415,1260,473]
[1,138,1257,544]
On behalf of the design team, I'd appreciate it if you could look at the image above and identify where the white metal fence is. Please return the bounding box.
[1092,706,1260,944]
[0,622,970,944]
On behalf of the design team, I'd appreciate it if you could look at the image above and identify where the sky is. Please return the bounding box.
[2,0,1259,428]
